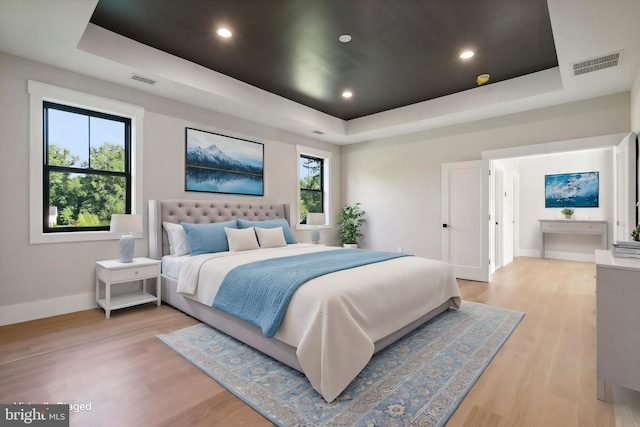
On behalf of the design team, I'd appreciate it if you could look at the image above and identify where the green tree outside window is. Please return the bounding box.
[299,155,323,223]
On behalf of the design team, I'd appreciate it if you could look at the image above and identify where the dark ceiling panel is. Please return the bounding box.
[90,0,558,120]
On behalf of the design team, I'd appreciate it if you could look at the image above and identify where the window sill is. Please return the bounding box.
[30,231,143,245]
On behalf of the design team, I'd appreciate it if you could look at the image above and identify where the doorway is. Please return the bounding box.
[513,173,520,258]
[493,167,504,270]
[482,133,627,264]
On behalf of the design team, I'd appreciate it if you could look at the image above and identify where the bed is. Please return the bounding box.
[148,199,461,402]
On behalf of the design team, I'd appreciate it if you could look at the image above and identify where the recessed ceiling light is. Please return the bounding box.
[342,91,353,98]
[460,50,474,59]
[339,34,352,43]
[217,28,232,38]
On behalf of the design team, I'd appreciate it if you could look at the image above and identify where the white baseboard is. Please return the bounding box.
[518,249,595,263]
[518,249,540,258]
[0,293,95,326]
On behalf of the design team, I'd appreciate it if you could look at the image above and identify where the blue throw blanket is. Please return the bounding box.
[212,249,411,337]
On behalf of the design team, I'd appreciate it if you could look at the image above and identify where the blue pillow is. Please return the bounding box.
[236,218,297,244]
[181,220,238,256]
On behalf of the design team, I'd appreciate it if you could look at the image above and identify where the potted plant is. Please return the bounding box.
[631,224,640,241]
[338,203,366,248]
[561,208,574,219]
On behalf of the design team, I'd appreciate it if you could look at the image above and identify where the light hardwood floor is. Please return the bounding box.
[1,257,638,426]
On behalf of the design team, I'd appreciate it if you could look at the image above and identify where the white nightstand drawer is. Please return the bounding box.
[571,222,605,233]
[541,222,571,232]
[110,264,159,283]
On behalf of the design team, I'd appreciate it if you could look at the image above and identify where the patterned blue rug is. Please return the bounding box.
[157,301,524,426]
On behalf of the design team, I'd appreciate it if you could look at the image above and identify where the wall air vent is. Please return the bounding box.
[130,73,157,85]
[572,51,621,76]
[311,130,325,135]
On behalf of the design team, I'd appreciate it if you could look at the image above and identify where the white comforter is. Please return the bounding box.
[176,244,461,402]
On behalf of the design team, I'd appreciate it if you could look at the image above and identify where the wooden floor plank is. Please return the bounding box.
[1,257,637,426]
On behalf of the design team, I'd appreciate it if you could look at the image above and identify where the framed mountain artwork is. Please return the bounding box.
[185,127,264,196]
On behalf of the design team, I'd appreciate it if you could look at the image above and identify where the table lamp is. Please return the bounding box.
[307,213,325,244]
[110,214,143,263]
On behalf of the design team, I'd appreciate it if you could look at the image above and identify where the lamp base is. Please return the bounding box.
[310,227,320,244]
[119,234,135,263]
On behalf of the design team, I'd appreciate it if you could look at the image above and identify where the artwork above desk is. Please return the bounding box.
[538,219,608,259]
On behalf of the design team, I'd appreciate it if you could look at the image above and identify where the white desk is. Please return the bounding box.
[538,219,607,258]
[595,250,640,400]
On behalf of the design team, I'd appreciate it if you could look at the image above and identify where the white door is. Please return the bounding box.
[441,160,491,282]
[513,173,520,258]
[494,167,504,270]
[614,133,637,242]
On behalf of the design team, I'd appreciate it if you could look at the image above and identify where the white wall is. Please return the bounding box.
[517,149,613,261]
[0,52,341,325]
[632,68,640,133]
[342,94,630,260]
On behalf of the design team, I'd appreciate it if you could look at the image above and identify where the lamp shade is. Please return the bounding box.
[307,213,325,226]
[110,214,143,234]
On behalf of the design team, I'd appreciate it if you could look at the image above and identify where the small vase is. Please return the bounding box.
[564,215,571,219]
[343,243,358,249]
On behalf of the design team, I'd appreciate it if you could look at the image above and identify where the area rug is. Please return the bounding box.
[157,301,524,427]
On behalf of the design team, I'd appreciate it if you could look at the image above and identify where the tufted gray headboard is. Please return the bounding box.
[148,199,291,259]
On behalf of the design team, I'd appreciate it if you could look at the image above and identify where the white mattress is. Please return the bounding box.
[161,254,189,280]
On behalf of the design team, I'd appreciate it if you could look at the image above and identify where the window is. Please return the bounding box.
[297,145,331,227]
[29,81,144,244]
[44,102,131,232]
[299,155,323,224]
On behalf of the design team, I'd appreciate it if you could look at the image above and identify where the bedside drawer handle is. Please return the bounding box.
[135,271,139,275]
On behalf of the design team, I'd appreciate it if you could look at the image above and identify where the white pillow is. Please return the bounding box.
[163,221,190,256]
[224,227,260,252]
[255,226,287,248]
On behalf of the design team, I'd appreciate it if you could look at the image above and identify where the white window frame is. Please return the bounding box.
[296,145,331,230]
[28,81,145,244]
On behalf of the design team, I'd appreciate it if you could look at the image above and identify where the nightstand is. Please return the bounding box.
[95,257,162,319]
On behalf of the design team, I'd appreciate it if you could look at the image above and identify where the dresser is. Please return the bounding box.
[538,220,607,258]
[594,249,640,400]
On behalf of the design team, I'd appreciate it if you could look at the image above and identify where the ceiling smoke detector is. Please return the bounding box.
[476,74,490,85]
[572,51,621,76]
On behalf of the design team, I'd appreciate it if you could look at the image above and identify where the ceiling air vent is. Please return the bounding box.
[130,73,157,85]
[572,51,621,76]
